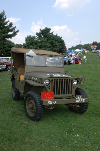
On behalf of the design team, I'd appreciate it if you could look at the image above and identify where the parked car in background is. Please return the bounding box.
[0,58,11,71]
[0,62,6,71]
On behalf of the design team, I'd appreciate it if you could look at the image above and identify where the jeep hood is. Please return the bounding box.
[25,71,72,79]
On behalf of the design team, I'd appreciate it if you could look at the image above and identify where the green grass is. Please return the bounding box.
[0,53,100,151]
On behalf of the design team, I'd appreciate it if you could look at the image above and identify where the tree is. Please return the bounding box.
[23,35,37,49]
[36,27,66,53]
[91,41,100,50]
[69,43,92,51]
[15,44,23,48]
[4,40,15,56]
[23,27,66,54]
[92,41,98,46]
[0,10,19,56]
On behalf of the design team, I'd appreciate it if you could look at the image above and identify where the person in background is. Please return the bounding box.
[81,55,82,63]
[72,56,75,64]
[98,52,100,60]
[83,55,87,63]
[78,54,82,64]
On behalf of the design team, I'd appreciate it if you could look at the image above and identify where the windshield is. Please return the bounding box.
[26,55,63,67]
[26,55,45,66]
[0,58,8,62]
[46,56,63,67]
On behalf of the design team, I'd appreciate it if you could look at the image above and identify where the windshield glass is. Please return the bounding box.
[26,55,45,66]
[46,56,63,67]
[0,58,8,62]
[2,59,8,62]
[26,55,63,67]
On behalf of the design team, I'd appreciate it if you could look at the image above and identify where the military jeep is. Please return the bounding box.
[11,47,88,121]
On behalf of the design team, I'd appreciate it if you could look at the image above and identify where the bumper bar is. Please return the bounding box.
[42,98,88,105]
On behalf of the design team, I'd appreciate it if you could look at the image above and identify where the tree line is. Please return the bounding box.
[68,41,100,51]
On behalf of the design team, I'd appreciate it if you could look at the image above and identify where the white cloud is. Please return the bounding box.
[53,0,91,11]
[52,25,67,31]
[6,17,21,28]
[11,31,31,44]
[81,40,93,45]
[67,38,79,48]
[37,19,43,25]
[10,19,45,44]
[7,17,21,24]
[10,19,79,47]
[51,25,78,38]
[51,25,78,48]
[31,19,45,33]
[31,22,41,33]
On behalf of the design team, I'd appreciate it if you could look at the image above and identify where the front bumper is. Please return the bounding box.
[42,97,88,105]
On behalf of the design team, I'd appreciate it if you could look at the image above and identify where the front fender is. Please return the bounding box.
[25,80,44,86]
[76,76,85,86]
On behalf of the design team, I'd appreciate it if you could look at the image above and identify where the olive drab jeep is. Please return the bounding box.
[11,47,88,121]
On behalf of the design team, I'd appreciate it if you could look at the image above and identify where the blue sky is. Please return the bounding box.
[0,0,100,49]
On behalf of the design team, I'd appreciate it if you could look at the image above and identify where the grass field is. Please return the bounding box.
[0,53,100,151]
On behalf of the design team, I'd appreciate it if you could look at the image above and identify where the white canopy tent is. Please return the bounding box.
[75,49,81,52]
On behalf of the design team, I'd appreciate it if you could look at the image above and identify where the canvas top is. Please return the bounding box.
[11,47,62,56]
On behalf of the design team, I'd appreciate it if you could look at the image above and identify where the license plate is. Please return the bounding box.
[76,98,85,102]
[76,95,85,102]
[41,92,54,99]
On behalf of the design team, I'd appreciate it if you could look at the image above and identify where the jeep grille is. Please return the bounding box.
[51,78,73,97]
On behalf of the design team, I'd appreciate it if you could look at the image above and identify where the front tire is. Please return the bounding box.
[68,88,88,114]
[24,91,43,121]
[12,80,20,100]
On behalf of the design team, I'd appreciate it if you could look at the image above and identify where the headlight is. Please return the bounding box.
[44,79,50,85]
[73,80,77,85]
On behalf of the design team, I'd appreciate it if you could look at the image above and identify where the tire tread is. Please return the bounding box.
[24,91,43,121]
[68,88,89,114]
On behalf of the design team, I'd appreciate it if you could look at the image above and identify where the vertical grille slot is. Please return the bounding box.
[52,78,72,96]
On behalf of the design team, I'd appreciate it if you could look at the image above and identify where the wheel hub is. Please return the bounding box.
[26,97,36,116]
